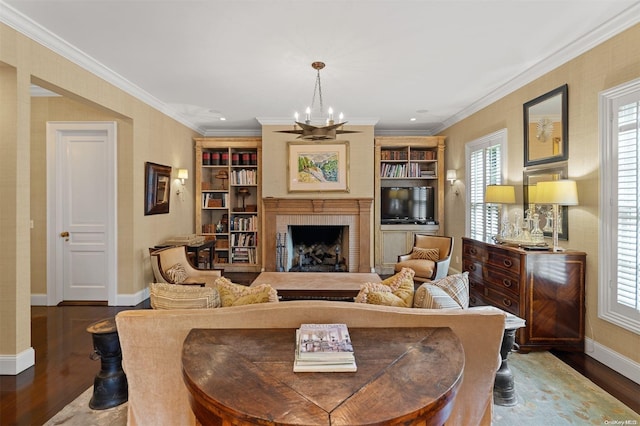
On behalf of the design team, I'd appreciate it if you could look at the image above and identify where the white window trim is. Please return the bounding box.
[598,77,640,334]
[465,128,508,238]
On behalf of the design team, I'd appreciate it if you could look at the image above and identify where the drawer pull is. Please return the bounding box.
[503,259,513,268]
[468,264,476,271]
[469,248,477,255]
[502,279,512,288]
[502,298,512,307]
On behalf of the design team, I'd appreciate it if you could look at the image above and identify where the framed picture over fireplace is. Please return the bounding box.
[288,141,349,192]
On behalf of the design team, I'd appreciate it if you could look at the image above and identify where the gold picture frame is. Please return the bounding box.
[287,141,349,192]
[144,162,172,215]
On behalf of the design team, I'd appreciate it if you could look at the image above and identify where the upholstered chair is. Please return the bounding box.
[394,235,454,283]
[150,246,222,287]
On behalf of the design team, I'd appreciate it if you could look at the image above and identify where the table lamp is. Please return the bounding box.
[535,180,578,252]
[485,185,516,239]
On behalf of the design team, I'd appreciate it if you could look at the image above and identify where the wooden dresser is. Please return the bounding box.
[462,237,586,352]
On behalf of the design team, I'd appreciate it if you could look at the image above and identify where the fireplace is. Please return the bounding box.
[263,198,373,272]
[286,225,348,272]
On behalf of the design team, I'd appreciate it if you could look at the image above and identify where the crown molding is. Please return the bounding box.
[0,1,201,133]
[433,2,640,134]
[256,117,379,126]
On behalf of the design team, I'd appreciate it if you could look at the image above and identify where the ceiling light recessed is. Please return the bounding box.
[410,117,417,121]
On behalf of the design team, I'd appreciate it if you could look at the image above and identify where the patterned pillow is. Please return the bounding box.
[165,263,188,284]
[354,267,415,307]
[213,277,279,307]
[431,272,470,309]
[410,247,440,261]
[413,284,462,310]
[149,282,220,309]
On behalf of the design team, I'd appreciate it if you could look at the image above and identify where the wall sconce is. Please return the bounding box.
[446,169,459,196]
[176,168,189,199]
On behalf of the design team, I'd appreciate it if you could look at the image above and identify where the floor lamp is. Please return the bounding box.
[535,180,579,252]
[485,185,516,239]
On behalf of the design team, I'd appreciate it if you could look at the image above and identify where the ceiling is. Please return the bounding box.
[3,0,640,136]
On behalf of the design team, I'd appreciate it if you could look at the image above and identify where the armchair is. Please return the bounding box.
[150,246,222,287]
[394,234,453,283]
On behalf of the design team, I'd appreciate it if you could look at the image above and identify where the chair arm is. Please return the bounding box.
[431,256,452,280]
[397,253,413,262]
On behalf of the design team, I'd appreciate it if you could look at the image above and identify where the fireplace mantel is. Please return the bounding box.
[262,198,373,272]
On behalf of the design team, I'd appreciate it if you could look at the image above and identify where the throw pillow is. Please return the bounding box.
[165,263,188,284]
[354,267,415,307]
[213,277,279,307]
[149,282,220,309]
[413,284,462,310]
[431,272,470,309]
[410,247,440,261]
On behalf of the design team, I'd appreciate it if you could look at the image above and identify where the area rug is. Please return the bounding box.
[44,352,638,425]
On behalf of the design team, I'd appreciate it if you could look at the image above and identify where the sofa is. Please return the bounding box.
[116,300,506,426]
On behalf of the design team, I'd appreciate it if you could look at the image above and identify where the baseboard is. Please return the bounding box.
[115,286,150,306]
[0,347,35,375]
[585,337,640,385]
[31,293,48,306]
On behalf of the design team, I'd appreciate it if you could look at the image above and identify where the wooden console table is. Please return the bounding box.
[182,327,464,425]
[462,237,586,352]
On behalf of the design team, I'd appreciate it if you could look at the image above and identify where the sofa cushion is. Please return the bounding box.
[355,267,415,307]
[165,263,188,284]
[410,247,440,261]
[213,277,279,306]
[149,282,220,309]
[431,272,470,309]
[414,284,462,310]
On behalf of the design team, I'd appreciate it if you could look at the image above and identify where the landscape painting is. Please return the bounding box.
[288,142,349,192]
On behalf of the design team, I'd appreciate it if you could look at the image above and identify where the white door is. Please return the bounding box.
[46,122,117,305]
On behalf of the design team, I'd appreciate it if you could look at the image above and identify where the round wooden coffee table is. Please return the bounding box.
[182,327,464,425]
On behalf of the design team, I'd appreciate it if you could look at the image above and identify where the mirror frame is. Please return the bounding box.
[523,164,568,241]
[144,162,172,215]
[523,84,568,167]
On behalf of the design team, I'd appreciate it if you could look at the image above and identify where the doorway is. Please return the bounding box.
[46,122,117,305]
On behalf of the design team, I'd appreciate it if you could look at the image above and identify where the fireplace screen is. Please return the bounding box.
[285,225,348,272]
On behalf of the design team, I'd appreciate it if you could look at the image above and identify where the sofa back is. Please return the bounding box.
[116,301,505,426]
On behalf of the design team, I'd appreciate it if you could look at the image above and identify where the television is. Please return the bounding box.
[381,186,435,224]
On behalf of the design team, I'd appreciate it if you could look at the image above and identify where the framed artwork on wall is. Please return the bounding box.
[144,162,172,215]
[524,84,568,167]
[287,141,349,192]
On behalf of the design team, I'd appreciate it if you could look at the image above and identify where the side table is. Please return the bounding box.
[494,311,526,406]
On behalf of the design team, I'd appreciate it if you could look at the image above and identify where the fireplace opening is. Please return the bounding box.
[288,225,348,272]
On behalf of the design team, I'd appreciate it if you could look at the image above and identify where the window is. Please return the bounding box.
[465,129,508,241]
[599,78,640,334]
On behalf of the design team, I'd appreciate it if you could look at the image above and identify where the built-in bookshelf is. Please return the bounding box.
[194,138,262,272]
[373,136,446,274]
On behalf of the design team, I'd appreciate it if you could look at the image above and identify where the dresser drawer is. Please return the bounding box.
[486,247,521,273]
[462,258,483,282]
[483,267,520,297]
[463,240,486,260]
[483,287,519,315]
[469,286,486,307]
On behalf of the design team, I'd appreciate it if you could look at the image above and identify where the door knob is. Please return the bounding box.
[60,231,69,238]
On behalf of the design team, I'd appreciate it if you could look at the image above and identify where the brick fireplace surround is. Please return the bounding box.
[262,198,373,272]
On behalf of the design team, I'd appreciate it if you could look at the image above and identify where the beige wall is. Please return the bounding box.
[1,23,197,361]
[441,23,640,363]
[261,124,375,198]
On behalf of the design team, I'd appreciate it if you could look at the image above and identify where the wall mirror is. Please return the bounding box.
[523,164,568,240]
[144,162,172,215]
[524,84,568,167]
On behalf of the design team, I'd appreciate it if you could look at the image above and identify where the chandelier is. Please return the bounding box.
[276,61,360,141]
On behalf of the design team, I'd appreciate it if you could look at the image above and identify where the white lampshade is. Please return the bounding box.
[484,185,516,204]
[535,180,579,205]
[177,169,189,180]
[446,169,457,181]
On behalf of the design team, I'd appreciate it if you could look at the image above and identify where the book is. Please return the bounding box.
[293,324,357,372]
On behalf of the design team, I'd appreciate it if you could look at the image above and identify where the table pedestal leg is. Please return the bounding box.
[493,328,517,406]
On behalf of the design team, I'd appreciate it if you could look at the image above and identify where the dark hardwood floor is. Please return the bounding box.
[1,273,638,425]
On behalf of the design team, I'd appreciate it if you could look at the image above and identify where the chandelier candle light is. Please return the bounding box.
[277,61,360,141]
